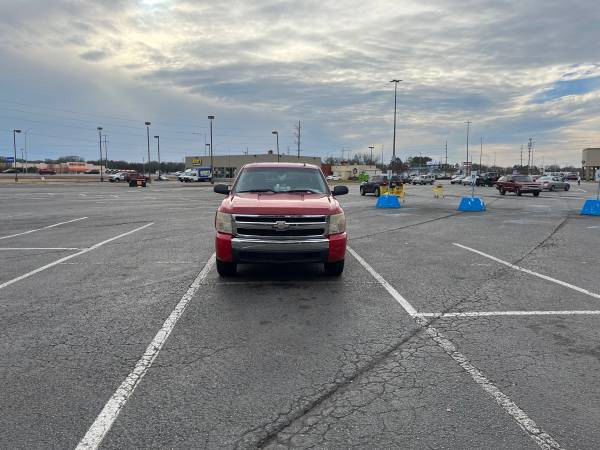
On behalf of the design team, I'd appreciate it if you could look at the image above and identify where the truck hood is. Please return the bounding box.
[219,192,343,215]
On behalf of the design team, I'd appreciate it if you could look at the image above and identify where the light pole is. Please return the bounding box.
[13,130,21,182]
[97,127,103,181]
[24,129,30,174]
[369,146,374,166]
[464,121,471,175]
[479,136,483,173]
[145,122,151,178]
[272,131,279,162]
[390,79,402,174]
[208,116,214,184]
[154,135,161,180]
[206,143,210,158]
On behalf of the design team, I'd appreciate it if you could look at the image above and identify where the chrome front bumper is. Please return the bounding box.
[231,237,330,263]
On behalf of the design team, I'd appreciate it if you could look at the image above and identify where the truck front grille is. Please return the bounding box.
[233,215,327,238]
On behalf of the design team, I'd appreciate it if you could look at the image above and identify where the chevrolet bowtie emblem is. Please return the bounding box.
[274,221,289,231]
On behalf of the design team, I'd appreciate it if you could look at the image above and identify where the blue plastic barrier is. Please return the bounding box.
[580,199,600,216]
[376,194,401,209]
[457,196,486,212]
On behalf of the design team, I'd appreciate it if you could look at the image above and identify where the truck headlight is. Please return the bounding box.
[329,212,346,235]
[215,212,233,234]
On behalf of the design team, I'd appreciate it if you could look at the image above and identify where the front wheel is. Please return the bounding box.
[533,191,540,197]
[216,260,237,276]
[324,260,344,276]
[500,188,506,195]
[564,185,570,191]
[375,187,380,197]
[516,188,522,196]
[549,185,555,192]
[360,187,365,196]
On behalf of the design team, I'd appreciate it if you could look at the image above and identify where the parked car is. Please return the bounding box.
[564,173,578,181]
[461,175,475,185]
[326,175,341,181]
[411,174,435,185]
[84,169,100,174]
[495,175,541,196]
[38,168,57,175]
[360,175,402,196]
[476,172,500,186]
[3,168,22,173]
[109,172,128,182]
[213,162,348,276]
[450,174,465,184]
[127,172,150,187]
[536,176,570,191]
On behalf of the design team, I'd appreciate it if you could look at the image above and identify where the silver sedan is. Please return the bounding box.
[537,176,570,191]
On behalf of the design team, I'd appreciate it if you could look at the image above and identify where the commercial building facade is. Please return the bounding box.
[185,153,322,180]
[330,164,380,179]
[582,148,600,180]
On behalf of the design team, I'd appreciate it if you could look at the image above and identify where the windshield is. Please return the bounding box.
[234,167,328,194]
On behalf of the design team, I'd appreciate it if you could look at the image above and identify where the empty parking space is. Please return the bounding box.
[1,181,599,449]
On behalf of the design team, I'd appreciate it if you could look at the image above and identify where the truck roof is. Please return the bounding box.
[241,162,321,170]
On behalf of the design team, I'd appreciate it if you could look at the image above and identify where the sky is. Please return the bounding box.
[1,0,599,167]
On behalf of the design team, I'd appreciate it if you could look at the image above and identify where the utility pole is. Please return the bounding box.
[102,134,109,170]
[493,152,496,171]
[144,122,151,178]
[294,120,301,159]
[464,121,471,175]
[520,144,524,168]
[369,146,374,166]
[154,135,161,180]
[97,127,103,182]
[390,79,402,173]
[208,116,214,184]
[479,136,483,173]
[527,137,534,175]
[272,131,279,162]
[444,140,448,178]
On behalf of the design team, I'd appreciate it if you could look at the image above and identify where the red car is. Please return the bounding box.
[495,175,541,196]
[213,162,348,276]
[38,169,57,175]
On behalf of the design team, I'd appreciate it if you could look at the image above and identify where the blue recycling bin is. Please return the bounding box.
[580,199,600,216]
[376,194,401,209]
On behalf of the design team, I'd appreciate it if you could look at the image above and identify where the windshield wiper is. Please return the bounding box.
[236,189,276,193]
[286,189,321,193]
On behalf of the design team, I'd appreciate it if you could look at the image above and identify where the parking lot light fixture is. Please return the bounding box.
[13,129,21,182]
[390,79,401,174]
[97,127,103,182]
[208,116,214,184]
[272,131,279,163]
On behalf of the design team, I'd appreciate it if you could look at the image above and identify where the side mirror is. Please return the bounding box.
[214,184,230,195]
[332,185,348,196]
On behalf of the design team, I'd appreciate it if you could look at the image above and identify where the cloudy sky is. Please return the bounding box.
[1,0,599,167]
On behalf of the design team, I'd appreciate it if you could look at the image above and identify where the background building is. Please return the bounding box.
[330,164,380,180]
[582,148,600,180]
[185,152,322,180]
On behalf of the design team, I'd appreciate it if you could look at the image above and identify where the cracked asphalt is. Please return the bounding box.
[1,180,599,449]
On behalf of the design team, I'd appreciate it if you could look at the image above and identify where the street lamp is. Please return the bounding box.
[205,143,210,158]
[272,131,279,162]
[390,79,402,174]
[369,146,374,166]
[154,135,161,180]
[97,127,104,182]
[208,116,214,184]
[464,121,471,175]
[13,129,21,182]
[145,122,151,179]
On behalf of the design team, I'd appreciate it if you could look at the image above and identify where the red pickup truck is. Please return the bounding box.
[213,162,348,276]
[495,175,541,196]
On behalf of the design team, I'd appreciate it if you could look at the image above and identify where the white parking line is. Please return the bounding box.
[0,223,153,290]
[347,246,563,450]
[76,253,216,450]
[453,243,600,300]
[0,247,84,251]
[0,217,88,240]
[419,310,600,318]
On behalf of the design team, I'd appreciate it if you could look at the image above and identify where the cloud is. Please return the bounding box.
[0,0,599,166]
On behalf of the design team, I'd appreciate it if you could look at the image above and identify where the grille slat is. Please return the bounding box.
[233,215,327,238]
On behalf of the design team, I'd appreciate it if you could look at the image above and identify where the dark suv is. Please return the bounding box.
[476,172,500,186]
[360,175,401,197]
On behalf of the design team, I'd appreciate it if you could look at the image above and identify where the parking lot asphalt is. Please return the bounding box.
[1,180,599,449]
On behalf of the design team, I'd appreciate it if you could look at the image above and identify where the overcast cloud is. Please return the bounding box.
[1,0,599,166]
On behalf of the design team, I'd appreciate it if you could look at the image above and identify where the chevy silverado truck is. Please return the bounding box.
[213,162,348,276]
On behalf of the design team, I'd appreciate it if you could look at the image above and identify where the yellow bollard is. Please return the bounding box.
[433,184,444,199]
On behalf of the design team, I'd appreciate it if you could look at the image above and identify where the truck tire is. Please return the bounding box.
[533,191,540,197]
[500,188,506,195]
[324,260,344,276]
[516,188,522,196]
[216,260,237,276]
[360,187,365,196]
[375,187,380,197]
